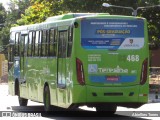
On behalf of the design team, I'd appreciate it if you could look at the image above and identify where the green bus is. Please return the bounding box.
[8,13,149,113]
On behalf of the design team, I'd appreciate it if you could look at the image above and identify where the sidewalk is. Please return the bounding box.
[0,84,8,96]
[148,92,160,103]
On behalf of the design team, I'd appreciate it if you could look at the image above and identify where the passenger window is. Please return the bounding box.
[49,29,57,57]
[15,33,20,56]
[46,30,49,56]
[32,32,36,56]
[41,30,47,56]
[35,31,40,56]
[28,32,32,56]
[67,27,73,57]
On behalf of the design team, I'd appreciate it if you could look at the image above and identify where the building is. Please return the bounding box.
[150,48,160,67]
[150,48,160,92]
[0,54,8,83]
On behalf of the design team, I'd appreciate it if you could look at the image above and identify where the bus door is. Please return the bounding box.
[19,32,28,97]
[57,30,68,106]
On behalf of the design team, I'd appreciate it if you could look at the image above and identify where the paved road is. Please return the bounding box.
[0,84,160,120]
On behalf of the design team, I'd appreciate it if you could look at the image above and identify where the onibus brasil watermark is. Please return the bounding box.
[132,111,159,117]
[1,112,41,117]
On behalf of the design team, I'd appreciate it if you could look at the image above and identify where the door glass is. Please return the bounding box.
[58,31,68,86]
[58,31,67,58]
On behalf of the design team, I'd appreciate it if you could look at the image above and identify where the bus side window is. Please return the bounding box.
[46,30,49,56]
[32,32,36,56]
[67,27,73,57]
[39,31,42,57]
[49,29,57,57]
[35,31,40,56]
[41,30,47,56]
[28,32,32,56]
[15,33,20,56]
[20,35,25,56]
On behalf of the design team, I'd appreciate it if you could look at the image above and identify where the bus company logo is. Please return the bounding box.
[98,66,128,73]
[88,64,98,73]
[123,39,139,48]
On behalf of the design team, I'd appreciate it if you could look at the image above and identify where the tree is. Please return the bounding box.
[1,0,160,47]
[6,0,30,25]
[17,0,64,25]
[0,0,31,47]
[17,0,140,25]
[135,0,160,47]
[63,0,142,15]
[0,3,6,25]
[0,3,7,45]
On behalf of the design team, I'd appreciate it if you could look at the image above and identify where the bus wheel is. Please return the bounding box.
[18,97,28,106]
[96,105,117,115]
[43,86,51,112]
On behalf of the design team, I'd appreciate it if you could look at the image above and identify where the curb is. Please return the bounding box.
[152,99,160,103]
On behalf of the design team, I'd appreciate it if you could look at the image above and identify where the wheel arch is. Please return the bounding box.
[43,82,50,91]
[43,82,52,112]
[43,82,50,101]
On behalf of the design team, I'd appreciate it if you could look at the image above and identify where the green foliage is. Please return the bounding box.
[0,3,7,46]
[17,2,52,25]
[138,0,160,45]
[0,0,30,46]
[0,27,10,45]
[0,3,6,24]
[6,0,30,25]
[17,0,65,25]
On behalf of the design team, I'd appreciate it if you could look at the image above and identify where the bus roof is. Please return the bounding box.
[45,13,110,22]
[10,13,146,33]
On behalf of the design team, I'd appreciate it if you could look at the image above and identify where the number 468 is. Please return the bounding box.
[127,55,139,62]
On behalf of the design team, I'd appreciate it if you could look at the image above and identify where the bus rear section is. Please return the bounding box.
[72,17,149,111]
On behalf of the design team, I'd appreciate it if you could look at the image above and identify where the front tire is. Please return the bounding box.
[43,86,51,112]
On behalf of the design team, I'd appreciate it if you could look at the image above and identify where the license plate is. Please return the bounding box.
[106,76,119,81]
